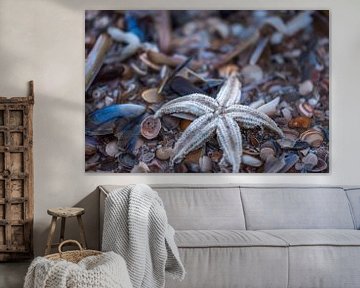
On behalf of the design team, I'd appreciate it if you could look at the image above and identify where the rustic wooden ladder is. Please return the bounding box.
[0,81,34,261]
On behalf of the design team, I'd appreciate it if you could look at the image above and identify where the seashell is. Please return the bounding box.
[169,76,206,96]
[279,153,299,172]
[311,158,327,173]
[184,149,202,164]
[260,147,275,161]
[107,27,141,62]
[242,155,263,167]
[300,147,310,156]
[207,17,230,39]
[298,80,313,96]
[162,115,180,130]
[131,162,150,173]
[295,162,305,171]
[257,96,280,116]
[303,152,318,170]
[187,163,201,173]
[281,107,293,121]
[105,140,119,157]
[298,102,314,118]
[174,163,188,173]
[243,147,260,156]
[140,115,161,140]
[88,104,146,126]
[282,128,299,140]
[199,156,212,172]
[209,151,223,163]
[300,129,324,148]
[292,140,310,150]
[148,158,168,173]
[218,64,239,78]
[288,116,311,129]
[85,136,98,156]
[118,153,137,170]
[121,64,134,80]
[104,96,114,106]
[249,98,265,109]
[147,50,201,70]
[264,155,286,173]
[141,151,155,163]
[241,64,263,84]
[139,53,161,71]
[180,119,192,131]
[156,147,173,161]
[141,88,164,104]
[277,138,295,149]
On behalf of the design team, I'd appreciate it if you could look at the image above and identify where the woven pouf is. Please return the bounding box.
[24,240,133,288]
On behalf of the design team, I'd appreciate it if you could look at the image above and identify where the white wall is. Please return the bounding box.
[0,0,359,256]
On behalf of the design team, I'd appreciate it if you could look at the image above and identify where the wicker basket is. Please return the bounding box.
[45,240,102,263]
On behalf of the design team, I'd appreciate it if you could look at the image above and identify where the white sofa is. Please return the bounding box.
[99,185,360,288]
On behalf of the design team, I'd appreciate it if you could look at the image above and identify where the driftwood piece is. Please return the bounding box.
[0,81,34,261]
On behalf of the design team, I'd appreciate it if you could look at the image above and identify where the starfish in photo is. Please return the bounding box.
[155,74,284,172]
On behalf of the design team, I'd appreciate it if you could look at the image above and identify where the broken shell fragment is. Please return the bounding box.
[140,115,162,140]
[118,153,137,170]
[85,136,98,156]
[282,128,299,140]
[298,102,314,118]
[156,147,173,160]
[260,147,275,161]
[105,140,119,157]
[279,153,299,172]
[162,115,180,130]
[199,156,212,172]
[241,64,263,84]
[141,88,164,103]
[288,116,311,129]
[298,80,314,95]
[300,129,324,148]
[311,158,328,172]
[242,155,263,167]
[131,161,150,173]
[257,96,280,116]
[303,152,318,169]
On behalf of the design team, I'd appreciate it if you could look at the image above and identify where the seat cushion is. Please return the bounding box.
[261,230,360,288]
[166,246,288,288]
[175,230,288,248]
[262,229,360,246]
[241,187,355,230]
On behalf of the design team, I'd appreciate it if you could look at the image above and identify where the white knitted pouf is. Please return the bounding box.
[24,251,133,288]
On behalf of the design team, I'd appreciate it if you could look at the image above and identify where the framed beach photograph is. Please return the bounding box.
[85,10,329,173]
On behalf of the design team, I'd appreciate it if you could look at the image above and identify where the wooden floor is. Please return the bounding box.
[0,261,30,288]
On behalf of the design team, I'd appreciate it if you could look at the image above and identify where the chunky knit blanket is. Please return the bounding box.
[102,184,185,288]
[24,251,132,288]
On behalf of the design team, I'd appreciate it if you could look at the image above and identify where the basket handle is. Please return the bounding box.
[58,240,83,255]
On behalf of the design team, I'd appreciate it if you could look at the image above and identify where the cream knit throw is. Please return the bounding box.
[102,184,185,288]
[24,251,133,288]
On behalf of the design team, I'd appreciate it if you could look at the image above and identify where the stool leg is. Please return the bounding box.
[45,216,57,255]
[77,215,87,249]
[60,217,66,243]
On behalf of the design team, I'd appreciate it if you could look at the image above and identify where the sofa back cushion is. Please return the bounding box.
[240,187,355,230]
[153,186,246,230]
[345,188,360,229]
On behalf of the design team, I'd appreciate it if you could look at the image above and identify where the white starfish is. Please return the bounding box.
[155,74,284,172]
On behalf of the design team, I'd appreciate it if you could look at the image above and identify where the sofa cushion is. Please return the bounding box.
[154,186,246,230]
[165,246,288,288]
[261,229,360,246]
[241,187,355,230]
[287,246,360,288]
[345,188,360,229]
[175,230,288,248]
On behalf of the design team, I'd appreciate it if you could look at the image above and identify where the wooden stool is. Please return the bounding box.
[45,207,87,255]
